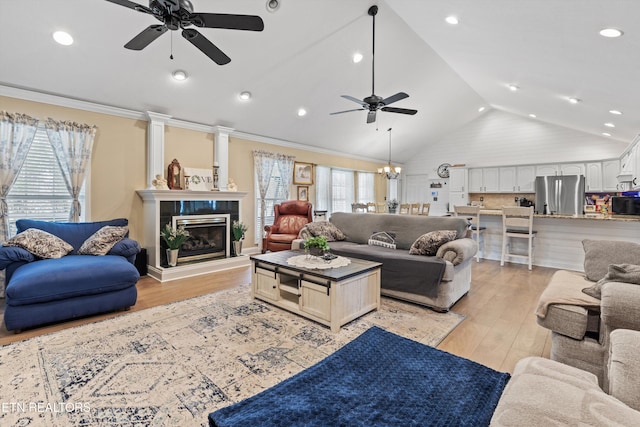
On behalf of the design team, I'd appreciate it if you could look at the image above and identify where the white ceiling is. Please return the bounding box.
[1,0,637,164]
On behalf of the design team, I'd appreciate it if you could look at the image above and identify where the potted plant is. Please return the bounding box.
[232,220,248,256]
[387,199,399,214]
[304,236,330,257]
[161,223,190,267]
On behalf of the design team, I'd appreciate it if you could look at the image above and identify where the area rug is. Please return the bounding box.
[210,326,510,427]
[0,284,464,426]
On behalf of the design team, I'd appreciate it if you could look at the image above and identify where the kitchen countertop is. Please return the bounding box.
[477,209,640,222]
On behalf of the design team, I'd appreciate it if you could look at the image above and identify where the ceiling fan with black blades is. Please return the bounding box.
[104,0,264,65]
[331,5,417,124]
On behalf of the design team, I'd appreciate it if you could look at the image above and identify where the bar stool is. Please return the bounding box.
[453,205,485,262]
[501,206,537,270]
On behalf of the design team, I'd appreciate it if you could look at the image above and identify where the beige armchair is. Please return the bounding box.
[535,239,640,390]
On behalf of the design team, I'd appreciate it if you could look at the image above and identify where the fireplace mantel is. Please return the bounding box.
[137,189,248,202]
[136,189,249,282]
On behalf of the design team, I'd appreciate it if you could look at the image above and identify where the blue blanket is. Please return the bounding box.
[209,326,510,426]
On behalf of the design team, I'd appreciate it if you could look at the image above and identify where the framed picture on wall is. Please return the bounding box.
[293,161,314,185]
[297,186,309,201]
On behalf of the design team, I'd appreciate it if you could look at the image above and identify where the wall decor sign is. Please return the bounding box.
[293,161,314,185]
[183,167,214,191]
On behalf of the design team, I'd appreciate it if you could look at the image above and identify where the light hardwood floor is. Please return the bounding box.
[0,260,555,373]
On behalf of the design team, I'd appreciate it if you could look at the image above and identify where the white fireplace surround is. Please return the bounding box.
[137,189,250,282]
[137,114,252,282]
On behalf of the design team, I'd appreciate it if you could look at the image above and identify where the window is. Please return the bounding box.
[315,166,374,215]
[255,162,287,243]
[357,172,375,203]
[6,125,85,236]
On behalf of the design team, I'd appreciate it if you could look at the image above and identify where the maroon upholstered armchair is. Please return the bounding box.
[263,200,313,253]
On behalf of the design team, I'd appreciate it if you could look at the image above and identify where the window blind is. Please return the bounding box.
[6,125,84,236]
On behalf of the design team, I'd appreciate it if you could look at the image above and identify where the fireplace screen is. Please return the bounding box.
[172,214,229,263]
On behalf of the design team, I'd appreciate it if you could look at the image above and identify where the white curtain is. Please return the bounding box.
[275,154,295,199]
[315,165,331,212]
[253,150,277,239]
[0,111,39,297]
[45,119,97,222]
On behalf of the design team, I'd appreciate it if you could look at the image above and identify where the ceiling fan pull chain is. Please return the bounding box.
[170,31,174,60]
[371,6,376,96]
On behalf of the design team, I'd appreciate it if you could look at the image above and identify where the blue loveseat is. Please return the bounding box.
[0,218,141,331]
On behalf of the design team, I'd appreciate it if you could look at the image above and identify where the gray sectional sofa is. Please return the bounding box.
[300,212,477,312]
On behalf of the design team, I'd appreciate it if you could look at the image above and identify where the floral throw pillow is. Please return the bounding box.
[409,230,457,256]
[4,228,73,259]
[303,221,346,242]
[78,226,129,256]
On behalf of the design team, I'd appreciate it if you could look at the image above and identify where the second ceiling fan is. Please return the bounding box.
[331,5,418,124]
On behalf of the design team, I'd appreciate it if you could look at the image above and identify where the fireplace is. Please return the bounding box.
[173,214,230,263]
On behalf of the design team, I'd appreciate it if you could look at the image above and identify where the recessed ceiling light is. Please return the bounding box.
[239,91,252,100]
[529,114,537,118]
[508,84,519,91]
[297,108,307,117]
[604,122,615,128]
[445,16,459,25]
[599,28,623,38]
[266,0,280,13]
[53,31,74,46]
[568,97,581,104]
[352,52,363,63]
[478,106,486,112]
[602,132,612,137]
[172,70,188,81]
[609,109,623,115]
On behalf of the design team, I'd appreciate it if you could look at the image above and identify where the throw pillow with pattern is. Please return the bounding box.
[4,228,73,259]
[582,263,640,299]
[409,230,457,256]
[303,221,346,241]
[78,226,129,256]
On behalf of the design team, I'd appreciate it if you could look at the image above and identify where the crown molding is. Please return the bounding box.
[0,84,388,164]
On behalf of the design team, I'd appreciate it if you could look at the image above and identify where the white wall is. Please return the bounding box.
[403,109,631,178]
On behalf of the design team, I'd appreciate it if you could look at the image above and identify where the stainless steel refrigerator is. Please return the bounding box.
[535,175,585,215]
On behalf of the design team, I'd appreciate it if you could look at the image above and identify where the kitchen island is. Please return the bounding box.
[474,209,640,271]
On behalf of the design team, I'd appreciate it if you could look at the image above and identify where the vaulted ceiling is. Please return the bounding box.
[1,0,637,163]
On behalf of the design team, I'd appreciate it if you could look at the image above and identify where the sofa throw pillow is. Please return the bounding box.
[409,230,457,256]
[583,239,640,282]
[302,221,346,242]
[4,228,73,259]
[582,263,640,299]
[368,231,396,249]
[78,226,129,256]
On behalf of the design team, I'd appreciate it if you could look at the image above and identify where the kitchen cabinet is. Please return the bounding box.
[449,168,467,192]
[536,164,559,176]
[469,167,499,192]
[585,162,602,192]
[516,165,536,192]
[499,167,517,192]
[602,160,619,192]
[560,163,586,176]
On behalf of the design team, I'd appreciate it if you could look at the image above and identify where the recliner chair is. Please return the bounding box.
[263,200,313,253]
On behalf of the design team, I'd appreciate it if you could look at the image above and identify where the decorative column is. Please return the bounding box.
[146,112,172,189]
[213,125,234,191]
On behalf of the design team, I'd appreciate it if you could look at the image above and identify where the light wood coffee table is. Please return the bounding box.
[250,250,381,332]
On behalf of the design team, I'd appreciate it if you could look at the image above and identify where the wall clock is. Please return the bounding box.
[437,163,451,178]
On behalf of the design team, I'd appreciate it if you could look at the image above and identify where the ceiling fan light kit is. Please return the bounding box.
[330,5,418,124]
[105,0,264,65]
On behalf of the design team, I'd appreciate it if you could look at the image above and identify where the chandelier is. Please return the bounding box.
[378,127,401,179]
